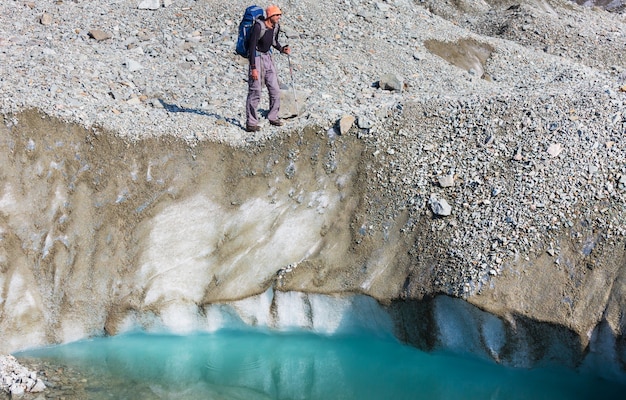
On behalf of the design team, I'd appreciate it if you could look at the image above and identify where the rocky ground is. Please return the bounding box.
[0,354,131,400]
[0,356,45,398]
[0,0,625,297]
[1,0,626,394]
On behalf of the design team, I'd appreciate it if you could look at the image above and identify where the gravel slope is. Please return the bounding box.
[0,0,625,295]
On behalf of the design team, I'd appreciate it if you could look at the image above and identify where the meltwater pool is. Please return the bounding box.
[14,330,626,400]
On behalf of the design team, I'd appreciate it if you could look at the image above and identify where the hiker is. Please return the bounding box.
[245,5,291,132]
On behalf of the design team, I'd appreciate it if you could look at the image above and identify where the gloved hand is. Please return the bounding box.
[251,68,259,80]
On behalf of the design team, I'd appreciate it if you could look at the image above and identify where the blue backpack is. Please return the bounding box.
[235,5,265,57]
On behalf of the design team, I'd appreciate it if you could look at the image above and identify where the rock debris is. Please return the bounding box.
[0,0,624,297]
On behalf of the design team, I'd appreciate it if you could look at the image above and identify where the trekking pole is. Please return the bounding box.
[287,52,299,116]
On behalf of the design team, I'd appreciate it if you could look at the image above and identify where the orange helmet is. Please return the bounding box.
[266,5,282,18]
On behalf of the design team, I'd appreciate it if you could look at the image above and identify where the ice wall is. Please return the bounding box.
[0,111,367,351]
[114,287,395,337]
[1,111,625,384]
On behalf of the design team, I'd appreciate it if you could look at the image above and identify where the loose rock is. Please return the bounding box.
[429,196,452,216]
[0,355,46,397]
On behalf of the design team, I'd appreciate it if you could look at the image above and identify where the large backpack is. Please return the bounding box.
[235,5,265,57]
[235,5,279,58]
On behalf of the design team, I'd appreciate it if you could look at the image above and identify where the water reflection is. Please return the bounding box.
[15,331,626,400]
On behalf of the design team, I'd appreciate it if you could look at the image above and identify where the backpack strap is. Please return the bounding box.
[257,18,268,40]
[252,19,280,55]
[273,22,280,48]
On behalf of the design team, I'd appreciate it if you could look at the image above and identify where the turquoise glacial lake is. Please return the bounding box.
[15,330,626,400]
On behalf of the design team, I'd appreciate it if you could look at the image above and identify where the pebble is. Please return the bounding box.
[438,174,455,188]
[339,115,356,135]
[429,196,452,216]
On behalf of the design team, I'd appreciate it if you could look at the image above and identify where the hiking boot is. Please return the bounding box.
[269,119,284,127]
[246,124,260,132]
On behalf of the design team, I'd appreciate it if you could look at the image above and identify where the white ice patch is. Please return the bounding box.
[115,188,129,204]
[42,232,54,258]
[1,272,46,352]
[308,190,331,214]
[309,294,349,333]
[229,287,274,327]
[309,294,394,336]
[49,160,62,171]
[114,313,143,335]
[7,273,37,316]
[60,319,87,344]
[138,189,337,306]
[130,162,139,181]
[50,184,68,218]
[139,288,395,339]
[0,183,16,211]
[159,302,202,334]
[273,291,312,330]
[258,291,394,335]
[114,310,166,335]
[203,303,248,332]
[139,195,225,305]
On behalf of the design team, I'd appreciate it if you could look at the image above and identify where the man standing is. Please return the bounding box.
[245,5,291,132]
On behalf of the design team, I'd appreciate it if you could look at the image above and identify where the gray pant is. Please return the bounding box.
[246,53,280,127]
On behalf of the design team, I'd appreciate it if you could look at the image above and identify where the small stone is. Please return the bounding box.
[40,13,53,25]
[338,115,355,135]
[10,383,25,397]
[375,2,392,12]
[438,174,454,188]
[30,379,46,393]
[88,30,112,41]
[429,196,452,216]
[357,115,373,129]
[379,73,403,92]
[547,143,562,157]
[125,59,143,72]
[138,0,161,10]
